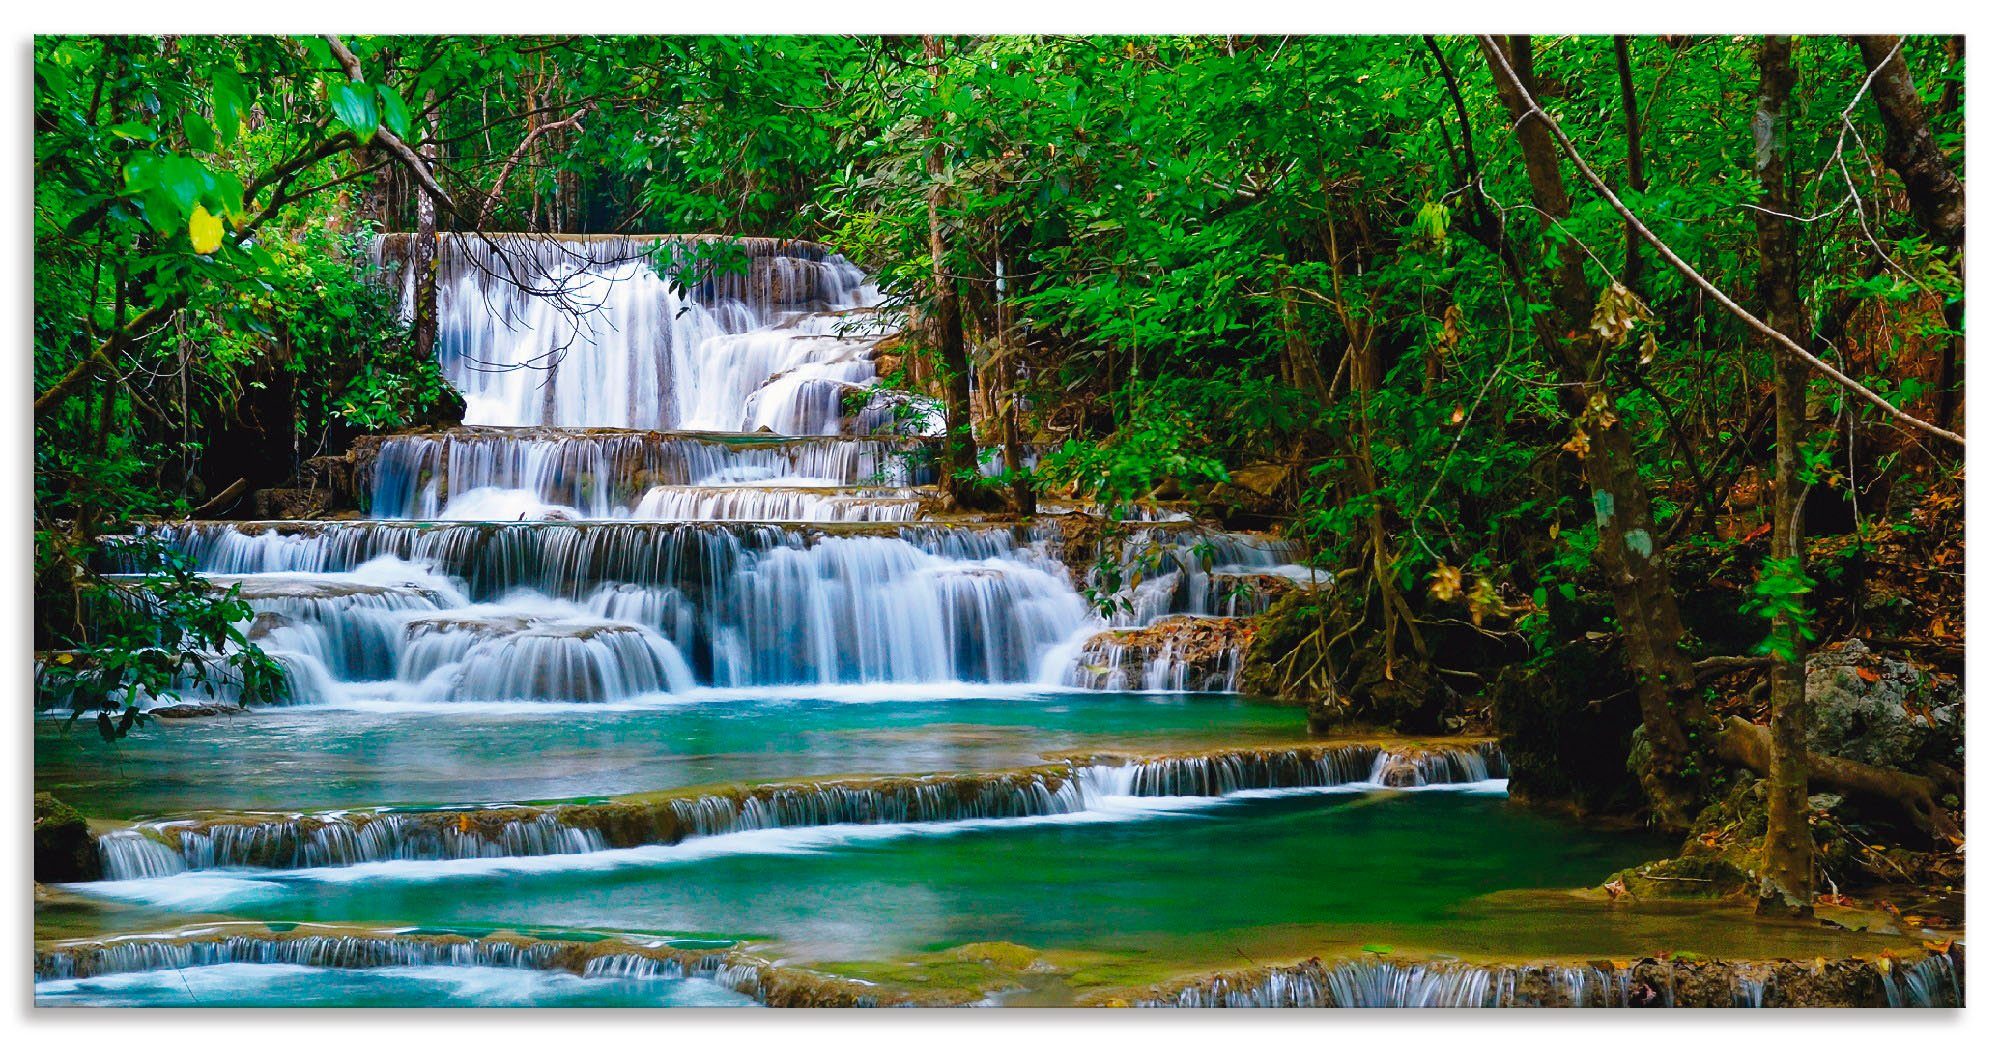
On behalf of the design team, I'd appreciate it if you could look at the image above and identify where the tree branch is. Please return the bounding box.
[324,35,461,217]
[1474,35,1964,448]
[476,105,592,227]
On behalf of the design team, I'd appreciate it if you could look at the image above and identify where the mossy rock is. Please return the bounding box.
[34,792,100,884]
[1606,854,1754,899]
[949,941,1041,970]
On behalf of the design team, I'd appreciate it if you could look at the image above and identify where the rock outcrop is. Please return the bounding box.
[34,792,99,884]
[1805,639,1962,771]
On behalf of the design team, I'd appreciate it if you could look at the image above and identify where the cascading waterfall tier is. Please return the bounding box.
[34,925,908,1008]
[91,742,1508,878]
[356,427,939,519]
[1064,616,1256,692]
[37,927,1959,1009]
[1123,950,1965,1008]
[100,517,1306,701]
[372,234,893,434]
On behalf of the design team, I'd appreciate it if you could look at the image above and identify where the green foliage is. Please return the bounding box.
[1036,376,1267,507]
[38,536,285,740]
[32,34,1965,746]
[1743,556,1819,663]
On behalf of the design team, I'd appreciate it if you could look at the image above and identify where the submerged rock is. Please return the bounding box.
[1604,854,1754,900]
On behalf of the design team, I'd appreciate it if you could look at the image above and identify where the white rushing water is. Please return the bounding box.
[76,234,1314,708]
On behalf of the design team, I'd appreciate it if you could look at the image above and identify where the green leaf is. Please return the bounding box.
[329,81,379,141]
[181,109,215,153]
[133,156,213,224]
[213,67,246,147]
[376,84,411,139]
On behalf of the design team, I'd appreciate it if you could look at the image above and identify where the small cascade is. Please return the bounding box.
[630,486,926,522]
[96,831,190,879]
[1104,527,1306,626]
[1884,951,1964,1008]
[360,428,933,519]
[582,951,727,979]
[90,743,1510,878]
[1125,745,1386,795]
[37,934,574,981]
[1139,960,1516,1008]
[34,927,918,1007]
[97,813,605,876]
[224,566,467,683]
[34,929,729,987]
[1131,951,1965,1008]
[1368,744,1511,787]
[1064,616,1253,692]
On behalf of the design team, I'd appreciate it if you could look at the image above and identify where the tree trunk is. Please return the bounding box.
[993,243,1037,515]
[1614,35,1647,291]
[1854,36,1964,431]
[1853,36,1965,251]
[1715,717,1948,837]
[1751,35,1814,916]
[412,90,440,362]
[1483,35,1704,829]
[922,36,992,511]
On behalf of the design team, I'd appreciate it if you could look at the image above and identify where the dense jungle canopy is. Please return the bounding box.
[33,34,1965,914]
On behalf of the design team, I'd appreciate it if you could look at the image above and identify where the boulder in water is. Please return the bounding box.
[34,792,100,884]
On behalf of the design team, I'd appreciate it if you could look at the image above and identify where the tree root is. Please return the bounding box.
[1712,716,1952,837]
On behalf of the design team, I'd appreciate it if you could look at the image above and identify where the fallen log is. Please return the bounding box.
[191,478,248,519]
[1712,716,1951,836]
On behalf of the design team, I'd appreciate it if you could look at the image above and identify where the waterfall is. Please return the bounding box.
[372,234,885,432]
[359,428,934,519]
[1130,951,1965,1008]
[36,930,1961,1009]
[89,743,1509,878]
[34,928,895,1007]
[73,233,1324,711]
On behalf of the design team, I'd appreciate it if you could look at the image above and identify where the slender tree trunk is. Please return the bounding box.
[1752,35,1814,916]
[1614,35,1648,290]
[1854,36,1965,430]
[412,90,440,361]
[922,36,991,510]
[993,242,1037,515]
[1483,35,1703,829]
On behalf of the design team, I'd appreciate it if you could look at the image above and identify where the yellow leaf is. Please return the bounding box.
[1427,561,1462,603]
[189,205,224,255]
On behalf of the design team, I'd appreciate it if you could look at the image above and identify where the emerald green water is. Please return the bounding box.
[37,692,1304,819]
[69,788,1679,968]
